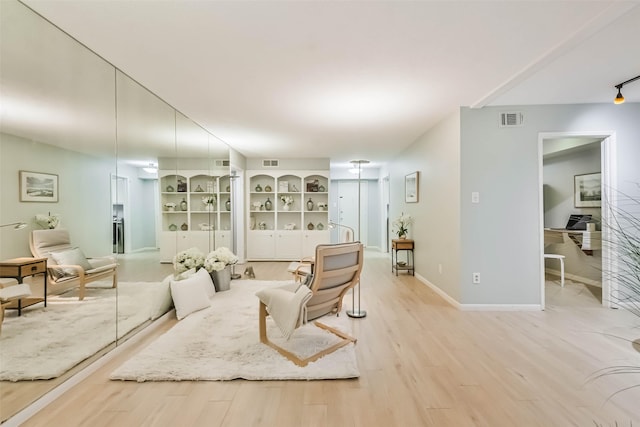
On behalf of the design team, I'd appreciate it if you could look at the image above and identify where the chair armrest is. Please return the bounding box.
[87,256,117,269]
[49,264,86,279]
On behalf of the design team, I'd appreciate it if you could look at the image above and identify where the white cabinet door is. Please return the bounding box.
[159,232,177,263]
[215,230,232,250]
[302,230,330,258]
[188,231,214,254]
[275,231,302,260]
[247,231,276,259]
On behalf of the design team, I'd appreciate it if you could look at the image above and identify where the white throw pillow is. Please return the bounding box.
[148,274,175,320]
[194,268,216,298]
[170,272,211,320]
[50,248,93,277]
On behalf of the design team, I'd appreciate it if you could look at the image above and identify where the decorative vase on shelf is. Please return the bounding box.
[210,265,231,292]
[225,199,231,211]
[318,184,326,192]
[265,185,272,192]
[181,223,188,231]
[226,185,230,192]
[282,204,290,211]
[265,198,272,211]
[180,198,187,211]
[255,184,262,192]
[306,198,314,211]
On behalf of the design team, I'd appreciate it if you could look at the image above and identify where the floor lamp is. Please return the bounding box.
[228,171,241,280]
[0,222,27,230]
[346,159,369,318]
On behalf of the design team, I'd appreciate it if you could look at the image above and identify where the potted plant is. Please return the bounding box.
[204,247,239,292]
[393,213,412,239]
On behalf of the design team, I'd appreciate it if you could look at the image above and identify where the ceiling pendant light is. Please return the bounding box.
[613,75,640,105]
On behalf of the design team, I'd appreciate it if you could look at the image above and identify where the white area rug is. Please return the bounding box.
[110,280,360,381]
[0,281,160,381]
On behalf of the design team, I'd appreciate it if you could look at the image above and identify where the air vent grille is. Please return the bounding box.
[214,159,230,167]
[262,159,279,167]
[499,112,524,127]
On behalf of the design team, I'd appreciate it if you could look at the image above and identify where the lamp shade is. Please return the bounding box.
[614,88,625,104]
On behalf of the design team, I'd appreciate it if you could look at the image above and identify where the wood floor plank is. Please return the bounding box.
[9,250,640,426]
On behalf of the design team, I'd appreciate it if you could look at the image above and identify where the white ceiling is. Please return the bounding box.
[20,0,640,168]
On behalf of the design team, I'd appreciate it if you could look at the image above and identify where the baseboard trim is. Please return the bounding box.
[4,310,175,427]
[415,273,542,311]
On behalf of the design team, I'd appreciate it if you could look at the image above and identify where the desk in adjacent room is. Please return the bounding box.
[544,228,601,255]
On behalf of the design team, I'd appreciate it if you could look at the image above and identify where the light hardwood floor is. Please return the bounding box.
[13,250,640,426]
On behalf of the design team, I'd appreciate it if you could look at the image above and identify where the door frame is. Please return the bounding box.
[537,131,617,309]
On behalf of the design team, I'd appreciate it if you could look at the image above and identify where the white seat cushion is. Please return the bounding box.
[0,283,32,301]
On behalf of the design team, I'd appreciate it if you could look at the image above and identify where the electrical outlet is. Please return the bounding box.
[472,272,481,284]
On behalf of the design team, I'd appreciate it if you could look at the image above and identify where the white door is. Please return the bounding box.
[335,181,368,245]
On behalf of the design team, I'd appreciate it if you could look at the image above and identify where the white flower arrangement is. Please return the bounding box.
[35,213,60,229]
[280,195,294,206]
[173,247,205,273]
[204,247,239,272]
[202,195,216,205]
[393,212,413,238]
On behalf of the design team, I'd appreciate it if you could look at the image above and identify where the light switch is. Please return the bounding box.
[472,192,480,204]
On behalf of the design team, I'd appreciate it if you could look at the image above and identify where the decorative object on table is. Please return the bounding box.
[306,198,314,211]
[177,179,187,192]
[317,222,324,230]
[180,223,188,231]
[306,179,319,192]
[204,247,239,292]
[279,181,289,192]
[255,184,262,192]
[251,201,263,211]
[173,247,206,273]
[244,266,256,278]
[195,184,204,192]
[317,202,327,211]
[166,184,175,192]
[225,199,231,211]
[180,198,188,211]
[280,195,294,211]
[34,213,60,229]
[19,170,58,203]
[405,171,419,203]
[264,197,273,211]
[393,212,413,239]
[574,172,602,208]
[284,223,295,230]
[264,185,272,192]
[202,195,216,211]
[168,223,177,231]
[307,222,315,230]
[318,184,326,192]
[164,202,176,212]
[258,221,267,230]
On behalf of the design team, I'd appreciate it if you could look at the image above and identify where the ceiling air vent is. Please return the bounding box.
[214,159,230,167]
[499,112,524,127]
[262,159,279,167]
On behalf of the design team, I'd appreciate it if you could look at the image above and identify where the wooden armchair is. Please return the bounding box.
[29,229,117,300]
[257,241,364,366]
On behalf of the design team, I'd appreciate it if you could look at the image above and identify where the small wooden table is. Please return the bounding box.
[392,239,414,276]
[0,257,48,315]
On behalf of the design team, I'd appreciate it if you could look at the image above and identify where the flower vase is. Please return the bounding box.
[282,204,290,211]
[210,265,231,292]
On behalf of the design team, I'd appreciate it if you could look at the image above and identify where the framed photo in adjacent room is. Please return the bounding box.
[19,170,59,202]
[405,171,419,203]
[574,172,601,208]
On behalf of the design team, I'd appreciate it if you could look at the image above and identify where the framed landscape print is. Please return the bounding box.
[405,171,419,203]
[19,170,59,202]
[574,172,601,208]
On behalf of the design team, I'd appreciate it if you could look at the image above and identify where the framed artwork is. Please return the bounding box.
[574,172,601,208]
[405,171,419,203]
[19,170,59,202]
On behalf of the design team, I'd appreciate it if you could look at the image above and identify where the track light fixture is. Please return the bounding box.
[613,75,640,105]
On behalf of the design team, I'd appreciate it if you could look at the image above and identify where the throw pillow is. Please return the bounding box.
[170,272,211,320]
[148,274,175,320]
[194,267,216,298]
[50,247,93,277]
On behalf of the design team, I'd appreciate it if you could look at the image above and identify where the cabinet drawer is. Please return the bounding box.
[20,262,47,276]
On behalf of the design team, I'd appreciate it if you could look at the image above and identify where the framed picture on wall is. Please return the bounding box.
[574,172,601,208]
[19,170,59,202]
[405,171,419,203]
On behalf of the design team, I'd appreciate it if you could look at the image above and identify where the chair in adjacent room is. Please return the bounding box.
[29,229,118,300]
[0,278,32,333]
[256,241,364,367]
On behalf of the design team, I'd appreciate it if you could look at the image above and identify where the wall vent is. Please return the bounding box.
[214,159,230,167]
[262,159,279,167]
[499,112,524,127]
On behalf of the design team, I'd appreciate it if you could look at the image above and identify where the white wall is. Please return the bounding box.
[0,133,113,259]
[459,102,640,305]
[388,111,462,300]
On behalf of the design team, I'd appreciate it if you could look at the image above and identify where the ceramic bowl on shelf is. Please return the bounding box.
[397,261,407,267]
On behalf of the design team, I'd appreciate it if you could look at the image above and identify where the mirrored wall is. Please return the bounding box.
[0,0,230,421]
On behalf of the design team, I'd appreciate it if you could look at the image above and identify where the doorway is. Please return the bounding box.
[330,180,369,245]
[538,131,617,309]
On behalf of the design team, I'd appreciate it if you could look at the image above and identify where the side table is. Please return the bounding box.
[0,257,48,315]
[392,239,414,276]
